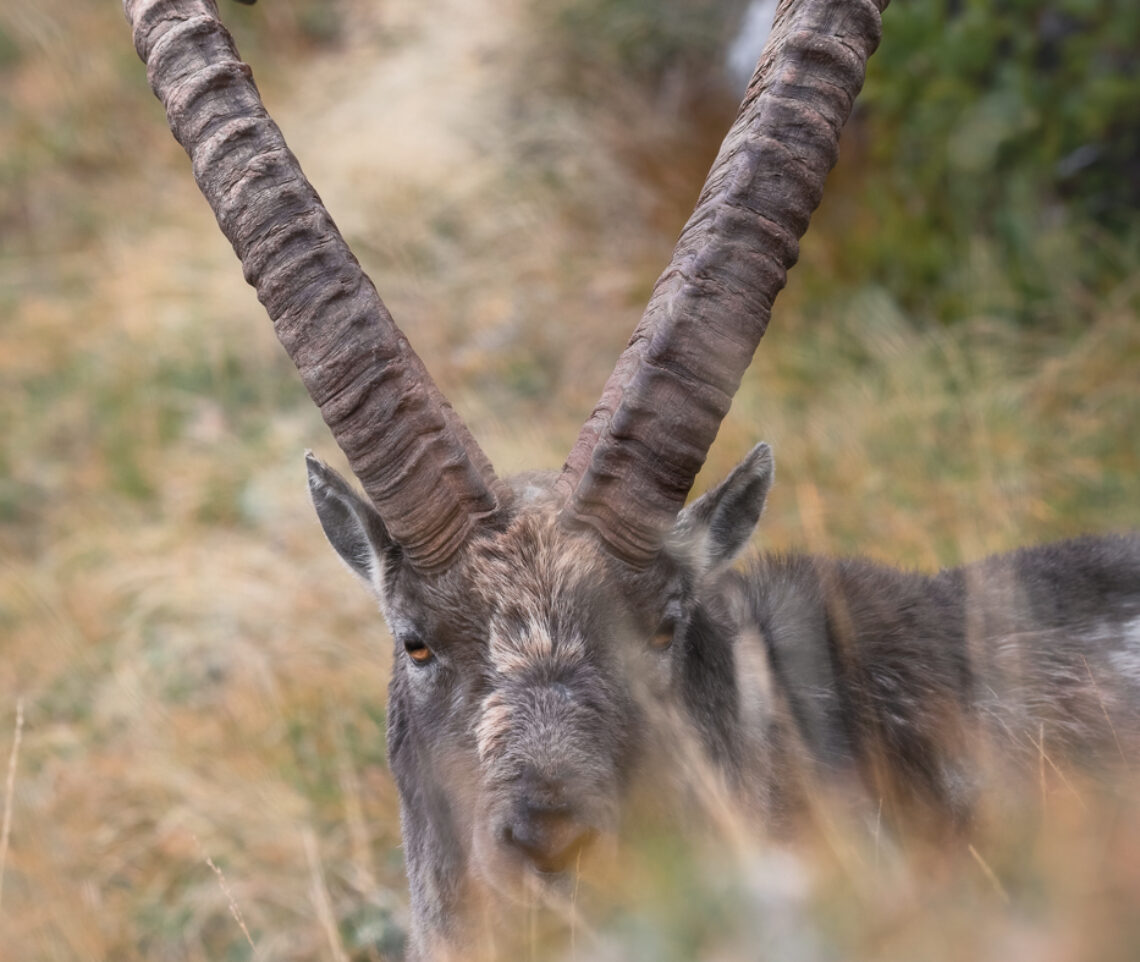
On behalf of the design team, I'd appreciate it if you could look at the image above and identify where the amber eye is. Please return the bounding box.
[650,619,676,651]
[403,637,434,665]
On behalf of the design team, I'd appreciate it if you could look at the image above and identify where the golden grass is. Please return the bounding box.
[0,0,1137,959]
[0,698,24,909]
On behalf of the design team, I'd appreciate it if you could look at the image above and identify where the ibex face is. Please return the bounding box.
[307,445,774,911]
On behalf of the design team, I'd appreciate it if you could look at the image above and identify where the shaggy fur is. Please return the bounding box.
[308,445,1140,960]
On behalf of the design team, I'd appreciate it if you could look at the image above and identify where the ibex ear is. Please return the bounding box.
[674,443,774,572]
[306,453,396,598]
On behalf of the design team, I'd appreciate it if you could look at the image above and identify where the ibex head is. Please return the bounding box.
[307,445,773,906]
[124,0,887,953]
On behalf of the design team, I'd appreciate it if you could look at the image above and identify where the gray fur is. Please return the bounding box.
[308,449,1140,959]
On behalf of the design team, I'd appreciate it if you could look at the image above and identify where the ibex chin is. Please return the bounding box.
[125,0,1140,957]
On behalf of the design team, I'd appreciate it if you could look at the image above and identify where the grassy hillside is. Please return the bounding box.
[0,0,1137,959]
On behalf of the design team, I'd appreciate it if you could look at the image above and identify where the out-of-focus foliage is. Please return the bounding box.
[833,0,1140,325]
[532,0,1140,328]
[536,0,747,94]
[0,0,344,260]
[869,0,1140,227]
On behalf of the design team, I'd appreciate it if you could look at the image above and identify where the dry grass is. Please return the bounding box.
[0,697,25,909]
[0,0,1137,959]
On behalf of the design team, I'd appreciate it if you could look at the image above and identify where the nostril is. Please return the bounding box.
[499,816,542,858]
[500,811,597,874]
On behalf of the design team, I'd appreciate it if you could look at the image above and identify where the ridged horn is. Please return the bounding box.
[557,0,888,567]
[124,0,505,573]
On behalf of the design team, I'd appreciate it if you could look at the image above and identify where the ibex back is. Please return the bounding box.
[124,0,1140,958]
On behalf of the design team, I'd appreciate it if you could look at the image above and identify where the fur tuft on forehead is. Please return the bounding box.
[470,506,609,675]
[472,508,608,613]
[487,607,588,676]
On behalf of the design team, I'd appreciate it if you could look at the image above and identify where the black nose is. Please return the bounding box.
[500,801,596,874]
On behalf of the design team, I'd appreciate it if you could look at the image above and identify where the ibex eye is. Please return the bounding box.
[650,619,676,651]
[403,637,434,665]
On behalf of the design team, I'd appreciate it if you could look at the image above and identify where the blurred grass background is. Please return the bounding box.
[0,0,1137,958]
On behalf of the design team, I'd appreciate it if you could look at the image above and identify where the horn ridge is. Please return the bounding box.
[559,0,887,567]
[124,0,504,573]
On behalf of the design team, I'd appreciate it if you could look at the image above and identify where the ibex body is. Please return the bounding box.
[124,0,1139,957]
[311,446,1140,956]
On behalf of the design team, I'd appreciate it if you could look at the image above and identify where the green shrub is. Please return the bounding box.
[840,0,1140,324]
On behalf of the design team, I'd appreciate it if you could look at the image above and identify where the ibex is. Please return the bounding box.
[125,0,1140,957]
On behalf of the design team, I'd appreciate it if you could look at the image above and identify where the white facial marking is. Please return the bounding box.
[476,692,513,762]
[487,608,586,676]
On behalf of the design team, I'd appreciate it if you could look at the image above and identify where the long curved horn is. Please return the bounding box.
[558,0,888,567]
[125,0,505,573]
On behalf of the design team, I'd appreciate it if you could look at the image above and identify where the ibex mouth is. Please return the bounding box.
[499,804,601,877]
[526,827,598,877]
[474,801,612,904]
